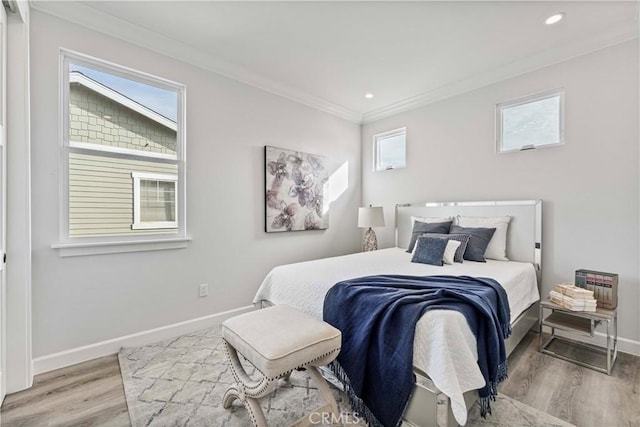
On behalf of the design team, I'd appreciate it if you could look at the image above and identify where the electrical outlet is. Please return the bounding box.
[199,284,209,298]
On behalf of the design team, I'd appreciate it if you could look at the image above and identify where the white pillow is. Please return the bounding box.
[456,215,511,261]
[410,216,453,227]
[443,240,462,265]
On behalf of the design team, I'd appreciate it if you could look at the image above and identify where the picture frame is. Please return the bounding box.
[264,146,329,232]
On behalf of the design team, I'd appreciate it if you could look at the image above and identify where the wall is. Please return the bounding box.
[30,11,361,361]
[362,41,639,350]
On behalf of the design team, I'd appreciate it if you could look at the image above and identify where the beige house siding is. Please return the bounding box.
[69,83,177,155]
[68,78,179,237]
[69,152,178,237]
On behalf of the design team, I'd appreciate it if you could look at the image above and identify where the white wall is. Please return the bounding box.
[362,41,639,349]
[29,11,361,359]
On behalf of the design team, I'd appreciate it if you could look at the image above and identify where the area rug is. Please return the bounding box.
[118,327,574,427]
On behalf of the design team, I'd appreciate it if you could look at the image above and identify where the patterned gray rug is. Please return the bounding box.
[118,327,574,427]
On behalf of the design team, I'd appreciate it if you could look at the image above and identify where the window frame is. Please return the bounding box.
[496,88,565,154]
[131,172,179,230]
[56,49,188,256]
[373,127,407,172]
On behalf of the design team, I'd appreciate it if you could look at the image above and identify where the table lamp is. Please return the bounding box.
[358,206,385,251]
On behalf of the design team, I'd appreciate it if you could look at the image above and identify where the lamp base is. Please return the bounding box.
[362,227,378,252]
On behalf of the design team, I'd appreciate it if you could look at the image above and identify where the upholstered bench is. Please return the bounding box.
[221,304,342,427]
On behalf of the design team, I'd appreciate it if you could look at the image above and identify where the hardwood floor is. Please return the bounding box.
[500,333,640,427]
[0,354,130,426]
[1,332,638,426]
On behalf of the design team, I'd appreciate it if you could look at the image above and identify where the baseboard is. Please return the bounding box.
[31,305,640,375]
[554,329,640,357]
[32,305,254,375]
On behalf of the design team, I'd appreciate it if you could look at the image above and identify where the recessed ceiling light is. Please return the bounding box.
[365,93,374,99]
[545,13,565,25]
[103,114,112,120]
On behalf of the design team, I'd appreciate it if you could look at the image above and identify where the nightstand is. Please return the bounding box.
[539,299,617,375]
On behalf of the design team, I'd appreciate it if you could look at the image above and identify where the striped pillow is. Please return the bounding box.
[406,220,453,253]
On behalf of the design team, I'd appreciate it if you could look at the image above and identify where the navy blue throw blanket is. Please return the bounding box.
[323,275,511,427]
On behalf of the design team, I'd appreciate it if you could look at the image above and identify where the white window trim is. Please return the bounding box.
[373,127,407,172]
[52,237,192,257]
[496,88,565,154]
[55,49,188,256]
[132,172,178,230]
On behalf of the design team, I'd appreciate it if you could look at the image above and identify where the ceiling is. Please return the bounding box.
[32,1,639,123]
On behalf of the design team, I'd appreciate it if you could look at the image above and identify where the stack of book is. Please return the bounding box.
[550,283,597,312]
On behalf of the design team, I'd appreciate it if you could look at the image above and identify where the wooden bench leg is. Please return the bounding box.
[223,340,341,426]
[308,365,340,419]
[222,341,276,427]
[222,385,268,427]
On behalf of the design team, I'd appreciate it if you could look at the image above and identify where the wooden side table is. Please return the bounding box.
[539,299,618,375]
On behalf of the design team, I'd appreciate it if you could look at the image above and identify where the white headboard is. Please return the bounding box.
[395,200,542,274]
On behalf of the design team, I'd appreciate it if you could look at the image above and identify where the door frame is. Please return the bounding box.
[0,1,8,403]
[5,0,33,395]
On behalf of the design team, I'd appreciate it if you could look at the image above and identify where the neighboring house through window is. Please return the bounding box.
[58,50,186,254]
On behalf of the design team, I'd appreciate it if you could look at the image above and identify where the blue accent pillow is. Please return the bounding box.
[411,236,448,266]
[449,225,496,262]
[424,233,471,263]
[406,220,453,253]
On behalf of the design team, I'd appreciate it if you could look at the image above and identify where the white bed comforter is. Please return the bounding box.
[253,248,539,425]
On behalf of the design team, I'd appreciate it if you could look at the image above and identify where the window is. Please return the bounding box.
[132,172,177,230]
[58,50,186,253]
[374,127,406,171]
[497,88,564,153]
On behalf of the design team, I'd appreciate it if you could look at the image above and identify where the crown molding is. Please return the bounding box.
[30,1,638,126]
[29,1,364,124]
[362,22,639,124]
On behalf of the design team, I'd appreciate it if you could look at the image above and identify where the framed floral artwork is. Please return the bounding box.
[265,146,329,232]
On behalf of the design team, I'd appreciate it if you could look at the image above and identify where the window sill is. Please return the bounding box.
[51,237,192,257]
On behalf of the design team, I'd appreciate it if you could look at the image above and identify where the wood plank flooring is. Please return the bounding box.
[499,333,640,427]
[1,354,130,426]
[1,331,638,426]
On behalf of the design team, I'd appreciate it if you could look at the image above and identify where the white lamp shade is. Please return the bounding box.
[358,206,385,228]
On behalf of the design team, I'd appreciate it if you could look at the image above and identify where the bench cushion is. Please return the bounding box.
[222,305,341,378]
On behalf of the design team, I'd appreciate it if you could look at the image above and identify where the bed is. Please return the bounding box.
[253,200,542,426]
